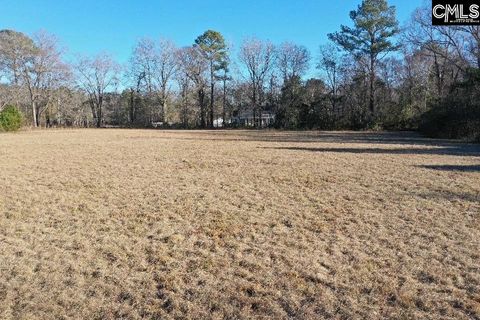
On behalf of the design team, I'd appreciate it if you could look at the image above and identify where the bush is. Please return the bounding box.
[420,69,480,141]
[0,105,23,132]
[420,100,480,140]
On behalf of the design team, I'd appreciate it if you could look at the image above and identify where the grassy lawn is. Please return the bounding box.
[0,129,479,319]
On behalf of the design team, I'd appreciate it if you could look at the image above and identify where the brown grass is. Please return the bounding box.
[0,129,479,319]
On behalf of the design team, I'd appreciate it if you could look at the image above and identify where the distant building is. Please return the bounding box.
[232,111,275,128]
[213,118,231,128]
[151,121,164,128]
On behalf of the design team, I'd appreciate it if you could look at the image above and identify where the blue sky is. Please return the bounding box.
[1,0,422,74]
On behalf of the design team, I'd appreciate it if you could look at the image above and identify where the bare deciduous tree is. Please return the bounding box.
[318,43,343,114]
[177,46,208,128]
[405,6,464,96]
[0,29,36,85]
[175,67,192,128]
[239,38,275,127]
[128,38,178,125]
[76,53,120,128]
[0,30,70,127]
[22,31,71,127]
[154,38,178,123]
[277,42,310,81]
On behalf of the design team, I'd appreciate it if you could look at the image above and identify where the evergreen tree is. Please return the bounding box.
[328,0,399,122]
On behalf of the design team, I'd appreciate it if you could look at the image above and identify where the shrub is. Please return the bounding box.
[0,105,23,132]
[420,69,480,141]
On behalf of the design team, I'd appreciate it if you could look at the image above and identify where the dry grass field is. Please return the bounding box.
[0,129,479,319]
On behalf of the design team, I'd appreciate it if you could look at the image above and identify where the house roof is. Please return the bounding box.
[234,111,275,119]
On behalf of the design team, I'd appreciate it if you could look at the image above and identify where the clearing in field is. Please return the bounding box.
[0,129,479,319]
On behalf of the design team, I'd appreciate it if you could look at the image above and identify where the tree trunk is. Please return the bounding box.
[369,55,375,117]
[31,100,37,128]
[431,54,442,97]
[89,100,97,128]
[35,106,41,128]
[45,107,51,128]
[97,96,103,128]
[199,89,206,128]
[183,93,188,128]
[162,98,167,124]
[252,82,257,128]
[210,62,215,128]
[332,66,337,117]
[222,78,227,128]
[129,88,135,124]
[477,41,480,69]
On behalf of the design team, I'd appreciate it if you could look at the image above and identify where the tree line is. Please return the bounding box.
[0,0,479,140]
